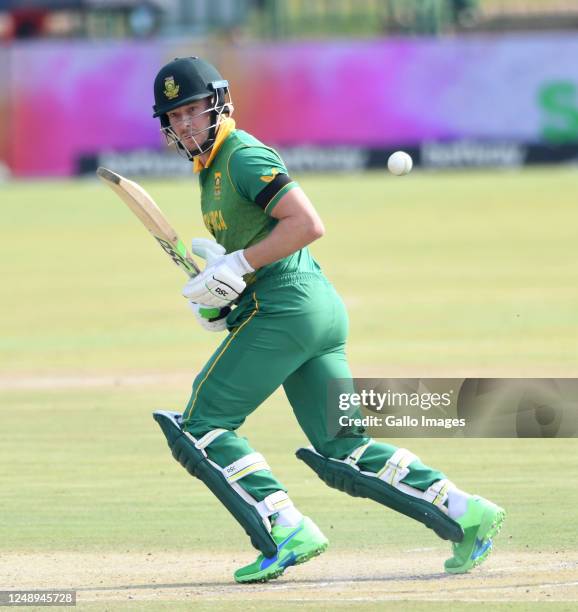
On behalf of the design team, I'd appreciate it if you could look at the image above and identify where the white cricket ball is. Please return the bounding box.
[387,151,413,176]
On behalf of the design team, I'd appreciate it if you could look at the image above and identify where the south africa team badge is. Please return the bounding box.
[163,76,180,100]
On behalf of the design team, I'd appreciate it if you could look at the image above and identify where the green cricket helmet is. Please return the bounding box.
[152,56,233,158]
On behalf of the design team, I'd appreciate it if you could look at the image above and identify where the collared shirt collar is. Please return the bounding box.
[193,117,236,173]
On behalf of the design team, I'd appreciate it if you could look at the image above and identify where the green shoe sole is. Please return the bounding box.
[445,506,506,574]
[235,541,328,584]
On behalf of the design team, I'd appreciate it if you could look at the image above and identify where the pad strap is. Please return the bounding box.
[423,478,454,508]
[377,448,418,485]
[255,490,292,518]
[223,452,270,483]
[344,440,373,467]
[194,428,228,450]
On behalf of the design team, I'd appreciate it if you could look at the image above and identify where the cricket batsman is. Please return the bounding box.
[151,56,505,583]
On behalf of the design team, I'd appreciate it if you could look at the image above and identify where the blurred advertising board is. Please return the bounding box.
[1,35,578,176]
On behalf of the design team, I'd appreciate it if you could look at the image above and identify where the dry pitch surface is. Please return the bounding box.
[1,551,577,608]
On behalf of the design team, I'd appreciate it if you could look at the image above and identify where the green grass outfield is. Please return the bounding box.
[2,168,577,373]
[1,385,577,553]
[1,167,577,608]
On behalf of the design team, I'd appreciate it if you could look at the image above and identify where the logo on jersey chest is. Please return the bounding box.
[214,171,222,199]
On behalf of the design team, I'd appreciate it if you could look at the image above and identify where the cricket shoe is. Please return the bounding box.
[444,495,506,574]
[234,516,328,583]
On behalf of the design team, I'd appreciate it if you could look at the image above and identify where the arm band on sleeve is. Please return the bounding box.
[254,173,294,210]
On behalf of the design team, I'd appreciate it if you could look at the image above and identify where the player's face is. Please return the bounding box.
[167,98,212,151]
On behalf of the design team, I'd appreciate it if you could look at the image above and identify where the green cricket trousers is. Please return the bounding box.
[181,271,444,501]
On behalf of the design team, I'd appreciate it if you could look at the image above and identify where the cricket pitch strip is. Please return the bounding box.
[1,551,576,607]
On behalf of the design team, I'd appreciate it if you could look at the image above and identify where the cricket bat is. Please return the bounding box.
[96,167,200,277]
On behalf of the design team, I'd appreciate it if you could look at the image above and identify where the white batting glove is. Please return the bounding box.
[182,250,253,307]
[182,238,254,308]
[189,303,230,332]
[191,238,226,265]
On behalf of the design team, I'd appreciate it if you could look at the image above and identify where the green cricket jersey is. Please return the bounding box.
[195,119,322,285]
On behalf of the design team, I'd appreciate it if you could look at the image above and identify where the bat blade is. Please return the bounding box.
[97,166,200,277]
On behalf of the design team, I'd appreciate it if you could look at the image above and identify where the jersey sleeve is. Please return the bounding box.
[228,146,298,215]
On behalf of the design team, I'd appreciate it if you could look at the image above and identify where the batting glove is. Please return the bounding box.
[182,238,254,308]
[190,238,226,265]
[189,303,230,332]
